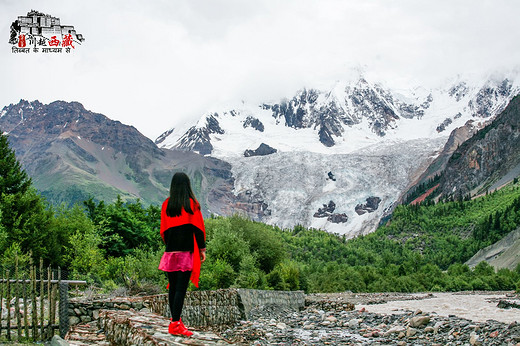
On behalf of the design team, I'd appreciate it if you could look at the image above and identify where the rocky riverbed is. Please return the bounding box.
[217,291,520,345]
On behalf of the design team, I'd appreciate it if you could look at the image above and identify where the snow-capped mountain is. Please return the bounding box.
[157,75,517,156]
[156,74,520,237]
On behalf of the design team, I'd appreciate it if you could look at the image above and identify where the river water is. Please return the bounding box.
[357,291,520,324]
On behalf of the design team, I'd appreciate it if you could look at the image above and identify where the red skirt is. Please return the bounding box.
[158,251,193,272]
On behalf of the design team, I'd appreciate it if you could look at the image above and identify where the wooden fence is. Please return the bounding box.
[0,258,86,342]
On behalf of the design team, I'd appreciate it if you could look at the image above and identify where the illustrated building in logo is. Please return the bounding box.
[9,10,84,53]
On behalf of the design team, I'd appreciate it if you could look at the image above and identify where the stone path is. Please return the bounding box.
[66,309,232,345]
[65,321,110,345]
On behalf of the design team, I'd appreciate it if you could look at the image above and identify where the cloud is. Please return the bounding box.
[1,0,520,139]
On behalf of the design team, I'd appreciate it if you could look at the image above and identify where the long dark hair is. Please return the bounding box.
[166,172,198,217]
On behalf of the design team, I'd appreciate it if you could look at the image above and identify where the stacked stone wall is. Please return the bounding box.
[145,289,242,327]
[237,288,305,319]
[144,288,305,326]
[68,297,149,326]
[69,289,305,328]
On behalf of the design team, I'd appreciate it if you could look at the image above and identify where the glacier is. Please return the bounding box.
[227,138,447,237]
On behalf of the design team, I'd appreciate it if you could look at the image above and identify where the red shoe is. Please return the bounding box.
[168,319,193,337]
[179,319,193,336]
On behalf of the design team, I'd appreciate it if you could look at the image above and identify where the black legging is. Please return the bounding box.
[167,271,191,321]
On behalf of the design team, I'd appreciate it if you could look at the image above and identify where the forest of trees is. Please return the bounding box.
[1,130,520,294]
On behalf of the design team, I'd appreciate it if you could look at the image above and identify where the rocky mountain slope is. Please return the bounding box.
[156,75,519,236]
[465,227,520,270]
[405,94,520,203]
[0,100,242,216]
[438,95,520,198]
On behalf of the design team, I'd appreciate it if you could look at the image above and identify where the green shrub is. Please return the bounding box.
[473,261,495,276]
[470,278,490,290]
[206,218,250,272]
[234,254,267,289]
[198,258,235,289]
[267,260,301,291]
[0,242,32,270]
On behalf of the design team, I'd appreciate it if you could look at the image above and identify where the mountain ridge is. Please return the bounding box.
[156,75,518,157]
[0,100,246,218]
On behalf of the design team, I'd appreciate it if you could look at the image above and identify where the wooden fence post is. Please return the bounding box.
[0,268,3,338]
[6,269,11,341]
[50,268,57,338]
[31,262,38,340]
[15,257,21,340]
[39,259,44,338]
[23,270,28,338]
[47,265,51,339]
[0,263,82,342]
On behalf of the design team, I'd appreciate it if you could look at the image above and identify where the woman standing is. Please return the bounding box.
[158,172,206,337]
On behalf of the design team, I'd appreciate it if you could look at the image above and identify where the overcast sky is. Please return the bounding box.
[1,0,520,139]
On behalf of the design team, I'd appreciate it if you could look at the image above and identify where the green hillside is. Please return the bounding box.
[2,122,520,293]
[65,182,520,294]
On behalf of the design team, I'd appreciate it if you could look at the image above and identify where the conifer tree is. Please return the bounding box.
[0,130,54,264]
[0,131,31,196]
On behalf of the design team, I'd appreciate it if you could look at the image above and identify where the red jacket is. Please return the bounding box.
[160,198,206,287]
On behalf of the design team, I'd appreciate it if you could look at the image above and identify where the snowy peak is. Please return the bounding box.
[261,78,430,145]
[468,78,514,117]
[156,75,519,157]
[342,77,423,136]
[268,88,320,129]
[265,87,346,147]
[159,112,225,155]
